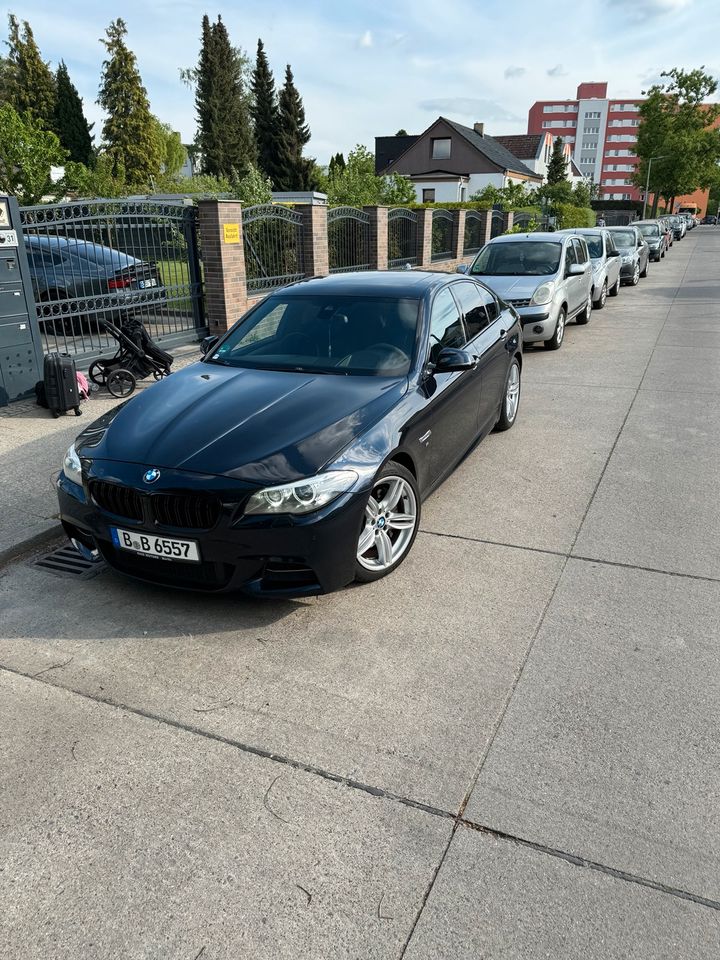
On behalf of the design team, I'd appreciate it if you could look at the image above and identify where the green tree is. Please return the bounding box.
[193,15,254,179]
[5,15,56,127]
[328,152,345,181]
[97,18,162,187]
[275,64,311,190]
[326,144,415,206]
[151,118,187,180]
[635,67,720,215]
[64,153,126,198]
[0,102,66,203]
[251,39,282,187]
[546,136,568,184]
[230,163,273,204]
[395,128,409,136]
[54,61,94,165]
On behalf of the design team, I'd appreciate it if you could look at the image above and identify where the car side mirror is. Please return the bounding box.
[200,335,219,356]
[455,264,469,274]
[433,347,477,373]
[568,263,585,276]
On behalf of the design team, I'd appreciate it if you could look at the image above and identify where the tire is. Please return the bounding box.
[595,280,608,310]
[630,263,640,286]
[640,258,649,278]
[575,293,592,325]
[609,275,621,297]
[88,360,107,386]
[494,358,521,432]
[544,307,566,350]
[106,368,136,398]
[354,463,420,584]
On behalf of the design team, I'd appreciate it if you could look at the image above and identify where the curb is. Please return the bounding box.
[0,521,64,569]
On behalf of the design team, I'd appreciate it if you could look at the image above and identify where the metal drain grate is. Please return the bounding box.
[33,543,106,579]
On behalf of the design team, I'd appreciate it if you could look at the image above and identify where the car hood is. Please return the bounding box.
[479,275,555,298]
[82,362,407,484]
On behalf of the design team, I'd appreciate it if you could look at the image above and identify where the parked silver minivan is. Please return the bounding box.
[459,232,593,350]
[557,228,622,310]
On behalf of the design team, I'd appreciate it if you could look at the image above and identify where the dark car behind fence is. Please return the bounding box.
[242,204,305,294]
[19,199,205,361]
[328,207,371,273]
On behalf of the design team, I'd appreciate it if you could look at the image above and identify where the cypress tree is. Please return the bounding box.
[194,15,254,179]
[97,18,162,187]
[328,152,345,180]
[276,65,311,190]
[54,61,93,165]
[5,15,56,128]
[251,39,282,187]
[546,136,568,184]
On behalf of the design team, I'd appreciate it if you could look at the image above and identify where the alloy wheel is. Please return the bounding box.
[357,476,418,572]
[505,363,520,423]
[599,282,607,307]
[556,311,565,343]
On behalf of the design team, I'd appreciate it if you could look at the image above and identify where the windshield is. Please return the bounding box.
[208,295,419,376]
[470,240,562,277]
[612,230,635,248]
[637,224,660,238]
[581,236,603,258]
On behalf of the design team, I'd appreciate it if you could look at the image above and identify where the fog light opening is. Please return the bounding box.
[533,324,544,334]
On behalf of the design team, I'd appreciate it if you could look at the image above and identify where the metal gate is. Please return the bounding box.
[388,208,418,269]
[490,210,505,239]
[18,199,205,361]
[328,207,370,273]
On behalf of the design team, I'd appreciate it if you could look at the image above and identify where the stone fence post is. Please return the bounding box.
[452,209,466,260]
[366,206,388,270]
[197,199,247,334]
[416,208,433,268]
[300,205,329,277]
[482,210,493,245]
[504,210,515,233]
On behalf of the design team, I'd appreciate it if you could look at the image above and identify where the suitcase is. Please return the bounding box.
[43,353,82,418]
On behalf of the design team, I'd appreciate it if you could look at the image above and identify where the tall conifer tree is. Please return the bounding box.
[546,136,568,184]
[251,39,282,187]
[276,65,311,190]
[54,61,93,165]
[97,18,161,186]
[5,15,56,128]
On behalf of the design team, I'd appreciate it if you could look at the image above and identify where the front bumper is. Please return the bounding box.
[619,260,638,278]
[517,307,554,342]
[57,469,368,598]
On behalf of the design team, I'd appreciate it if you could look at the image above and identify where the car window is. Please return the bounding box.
[564,241,577,271]
[583,236,603,258]
[607,236,619,256]
[573,238,588,264]
[478,286,500,323]
[451,281,489,339]
[429,287,466,361]
[25,247,63,268]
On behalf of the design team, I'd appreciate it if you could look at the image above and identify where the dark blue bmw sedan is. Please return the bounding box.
[57,271,522,597]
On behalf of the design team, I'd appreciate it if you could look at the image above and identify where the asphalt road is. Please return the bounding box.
[2,229,720,958]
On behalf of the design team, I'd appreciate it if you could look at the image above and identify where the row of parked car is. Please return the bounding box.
[457,212,691,349]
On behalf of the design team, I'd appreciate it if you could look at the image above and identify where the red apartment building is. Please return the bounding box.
[527,81,711,214]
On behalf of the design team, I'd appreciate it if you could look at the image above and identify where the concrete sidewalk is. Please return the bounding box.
[0,342,201,564]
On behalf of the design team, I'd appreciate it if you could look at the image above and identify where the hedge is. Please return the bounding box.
[555,204,596,228]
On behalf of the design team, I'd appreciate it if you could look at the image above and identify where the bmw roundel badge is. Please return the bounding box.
[143,468,161,484]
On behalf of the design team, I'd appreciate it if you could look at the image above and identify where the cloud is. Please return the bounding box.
[546,64,568,77]
[606,0,692,21]
[418,97,522,122]
[358,30,373,48]
[504,66,526,79]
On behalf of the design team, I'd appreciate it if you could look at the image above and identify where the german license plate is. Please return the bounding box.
[138,278,157,289]
[111,527,200,562]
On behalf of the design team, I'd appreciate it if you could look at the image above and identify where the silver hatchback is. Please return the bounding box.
[460,232,593,350]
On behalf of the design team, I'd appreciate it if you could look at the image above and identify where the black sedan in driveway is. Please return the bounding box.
[57,272,522,597]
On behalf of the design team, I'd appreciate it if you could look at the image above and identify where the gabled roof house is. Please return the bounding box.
[376,117,543,204]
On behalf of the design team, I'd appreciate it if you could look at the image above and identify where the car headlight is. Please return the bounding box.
[62,443,83,486]
[530,282,554,306]
[244,470,358,516]
[621,253,634,263]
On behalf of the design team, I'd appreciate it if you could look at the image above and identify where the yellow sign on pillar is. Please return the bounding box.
[223,223,240,244]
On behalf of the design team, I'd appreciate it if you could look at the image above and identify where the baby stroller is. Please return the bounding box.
[88,316,174,398]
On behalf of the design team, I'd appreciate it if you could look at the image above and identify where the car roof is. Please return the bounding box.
[486,232,566,244]
[280,270,457,299]
[557,228,605,235]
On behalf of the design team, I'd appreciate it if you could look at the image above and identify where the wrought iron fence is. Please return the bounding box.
[490,210,505,239]
[431,209,454,262]
[463,211,485,255]
[18,199,204,361]
[242,204,305,293]
[513,212,535,231]
[328,206,370,273]
[388,208,418,269]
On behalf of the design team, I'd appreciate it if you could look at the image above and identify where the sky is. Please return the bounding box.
[4,0,720,164]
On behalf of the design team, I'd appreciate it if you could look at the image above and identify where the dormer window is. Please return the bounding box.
[431,138,452,160]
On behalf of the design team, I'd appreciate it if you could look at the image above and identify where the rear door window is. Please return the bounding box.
[429,287,466,361]
[451,281,489,339]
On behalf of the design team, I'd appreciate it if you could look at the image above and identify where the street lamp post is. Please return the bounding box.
[643,155,669,219]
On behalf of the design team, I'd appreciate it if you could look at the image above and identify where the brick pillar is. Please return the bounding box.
[453,209,466,260]
[365,206,388,270]
[416,208,433,268]
[197,199,247,334]
[300,204,329,277]
[482,210,493,244]
[504,210,514,233]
